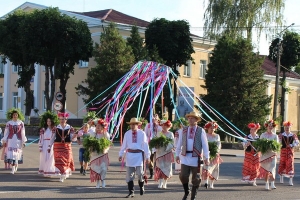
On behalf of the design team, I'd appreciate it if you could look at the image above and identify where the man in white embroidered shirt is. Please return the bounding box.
[175,111,209,200]
[119,118,151,198]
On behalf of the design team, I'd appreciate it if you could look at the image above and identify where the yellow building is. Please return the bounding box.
[1,2,300,132]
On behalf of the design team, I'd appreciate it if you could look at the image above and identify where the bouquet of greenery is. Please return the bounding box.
[252,138,281,154]
[208,141,218,160]
[170,117,188,132]
[83,136,112,161]
[83,111,97,123]
[149,134,173,149]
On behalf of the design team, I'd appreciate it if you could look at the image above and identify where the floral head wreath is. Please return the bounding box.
[283,121,292,127]
[204,121,218,130]
[97,118,108,129]
[248,123,260,130]
[264,119,277,128]
[57,112,70,118]
[159,120,172,128]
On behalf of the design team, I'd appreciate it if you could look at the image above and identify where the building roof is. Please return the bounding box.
[261,56,300,79]
[71,9,150,27]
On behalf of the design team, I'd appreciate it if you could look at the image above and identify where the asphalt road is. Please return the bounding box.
[0,142,300,200]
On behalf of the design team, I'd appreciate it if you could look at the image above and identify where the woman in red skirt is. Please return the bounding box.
[278,121,299,186]
[241,123,261,186]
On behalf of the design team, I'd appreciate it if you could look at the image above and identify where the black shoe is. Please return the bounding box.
[80,166,83,174]
[82,170,86,176]
[138,181,145,195]
[182,183,190,200]
[204,183,208,189]
[191,185,199,200]
[125,192,134,198]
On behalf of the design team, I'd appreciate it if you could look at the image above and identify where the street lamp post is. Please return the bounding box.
[272,23,294,120]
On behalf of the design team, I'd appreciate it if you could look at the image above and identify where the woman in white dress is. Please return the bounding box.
[260,119,279,190]
[89,118,110,188]
[1,109,27,174]
[155,120,174,189]
[38,116,59,177]
[202,121,222,189]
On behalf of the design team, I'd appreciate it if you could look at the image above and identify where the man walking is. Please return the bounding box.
[175,111,209,200]
[119,118,151,198]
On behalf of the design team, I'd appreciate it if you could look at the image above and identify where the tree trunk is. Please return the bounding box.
[59,73,68,113]
[45,65,56,111]
[280,69,286,133]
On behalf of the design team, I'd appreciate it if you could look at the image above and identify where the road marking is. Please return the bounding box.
[0,191,21,194]
[39,189,60,192]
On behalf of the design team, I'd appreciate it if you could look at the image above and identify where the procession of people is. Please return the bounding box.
[1,107,299,199]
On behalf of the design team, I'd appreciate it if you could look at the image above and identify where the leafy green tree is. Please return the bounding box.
[76,22,135,110]
[25,8,93,111]
[0,10,35,123]
[145,18,195,120]
[203,0,285,41]
[201,35,271,140]
[268,31,300,131]
[127,25,148,63]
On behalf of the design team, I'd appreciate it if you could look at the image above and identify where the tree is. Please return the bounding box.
[127,25,148,63]
[24,7,93,111]
[0,10,35,123]
[268,31,300,131]
[203,0,285,41]
[76,22,135,110]
[201,35,271,141]
[145,18,195,120]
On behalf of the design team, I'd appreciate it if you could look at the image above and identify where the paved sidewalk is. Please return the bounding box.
[220,148,300,159]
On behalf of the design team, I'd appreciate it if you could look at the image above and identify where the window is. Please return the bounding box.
[200,60,207,78]
[0,93,3,111]
[0,56,4,74]
[12,65,19,73]
[79,60,89,68]
[184,60,191,77]
[12,92,18,108]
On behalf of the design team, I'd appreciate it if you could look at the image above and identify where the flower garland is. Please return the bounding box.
[252,138,281,154]
[149,134,173,149]
[39,110,59,128]
[83,136,112,162]
[208,141,218,160]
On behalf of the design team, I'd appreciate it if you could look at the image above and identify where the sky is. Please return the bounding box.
[0,0,299,55]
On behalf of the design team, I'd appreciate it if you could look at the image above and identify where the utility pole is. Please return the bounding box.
[272,23,294,120]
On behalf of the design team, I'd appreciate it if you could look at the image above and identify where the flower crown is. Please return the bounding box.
[264,119,277,128]
[248,123,260,130]
[58,112,70,118]
[159,120,172,127]
[97,118,108,129]
[283,121,292,127]
[204,121,218,130]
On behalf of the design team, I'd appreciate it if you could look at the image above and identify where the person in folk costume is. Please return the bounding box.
[278,121,299,186]
[260,119,279,190]
[144,113,162,179]
[202,121,223,189]
[175,111,209,200]
[77,123,91,176]
[88,119,110,188]
[241,123,261,186]
[154,120,175,189]
[174,123,184,175]
[38,115,60,177]
[119,118,151,198]
[49,112,77,182]
[1,109,27,174]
